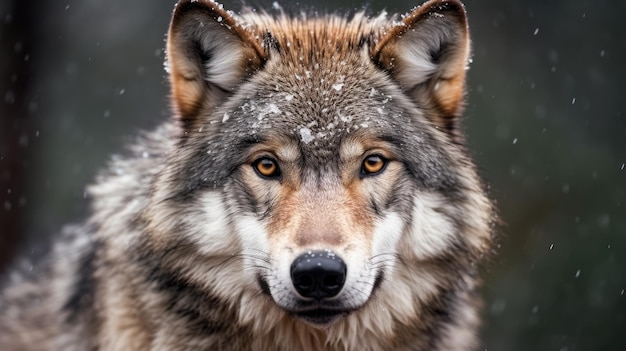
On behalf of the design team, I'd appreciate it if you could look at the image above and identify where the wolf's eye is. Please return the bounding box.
[253,157,281,179]
[361,155,387,176]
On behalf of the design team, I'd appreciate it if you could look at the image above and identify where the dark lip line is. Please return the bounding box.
[286,305,355,313]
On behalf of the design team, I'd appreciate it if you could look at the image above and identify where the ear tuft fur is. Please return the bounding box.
[372,0,470,141]
[167,0,265,124]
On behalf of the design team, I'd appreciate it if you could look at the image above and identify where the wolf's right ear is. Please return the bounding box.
[371,0,470,142]
[167,0,265,124]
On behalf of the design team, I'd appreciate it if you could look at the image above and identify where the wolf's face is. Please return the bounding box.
[150,0,493,330]
[232,133,405,325]
[226,94,411,325]
[215,61,464,326]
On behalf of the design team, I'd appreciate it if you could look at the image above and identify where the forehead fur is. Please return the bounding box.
[213,12,412,160]
[241,11,391,65]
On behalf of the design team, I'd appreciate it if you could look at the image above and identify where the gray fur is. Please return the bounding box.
[0,1,496,350]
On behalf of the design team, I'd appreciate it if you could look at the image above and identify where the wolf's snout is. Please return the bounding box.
[290,251,346,299]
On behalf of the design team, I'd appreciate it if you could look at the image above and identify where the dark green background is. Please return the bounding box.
[1,0,624,349]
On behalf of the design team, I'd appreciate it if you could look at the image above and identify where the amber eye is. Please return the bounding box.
[361,155,387,176]
[253,157,281,179]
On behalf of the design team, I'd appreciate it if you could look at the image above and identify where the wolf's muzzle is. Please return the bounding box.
[290,250,346,299]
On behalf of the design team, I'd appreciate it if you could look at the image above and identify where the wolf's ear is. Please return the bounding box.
[372,0,470,141]
[167,0,265,124]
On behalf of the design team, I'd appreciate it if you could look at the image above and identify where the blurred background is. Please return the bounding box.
[1,0,624,349]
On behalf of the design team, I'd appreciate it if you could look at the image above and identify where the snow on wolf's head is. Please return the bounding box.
[152,0,493,337]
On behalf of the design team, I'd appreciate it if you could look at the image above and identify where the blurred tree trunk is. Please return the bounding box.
[0,1,36,273]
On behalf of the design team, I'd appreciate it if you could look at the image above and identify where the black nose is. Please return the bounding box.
[290,250,347,299]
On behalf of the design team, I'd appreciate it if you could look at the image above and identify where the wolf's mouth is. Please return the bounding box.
[292,308,350,326]
[257,269,386,328]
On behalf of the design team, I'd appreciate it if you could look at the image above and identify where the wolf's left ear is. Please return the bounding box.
[167,0,265,125]
[372,0,470,140]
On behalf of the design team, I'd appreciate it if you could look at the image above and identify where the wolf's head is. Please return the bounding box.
[144,0,493,338]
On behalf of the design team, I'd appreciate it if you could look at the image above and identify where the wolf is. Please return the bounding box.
[0,0,495,350]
